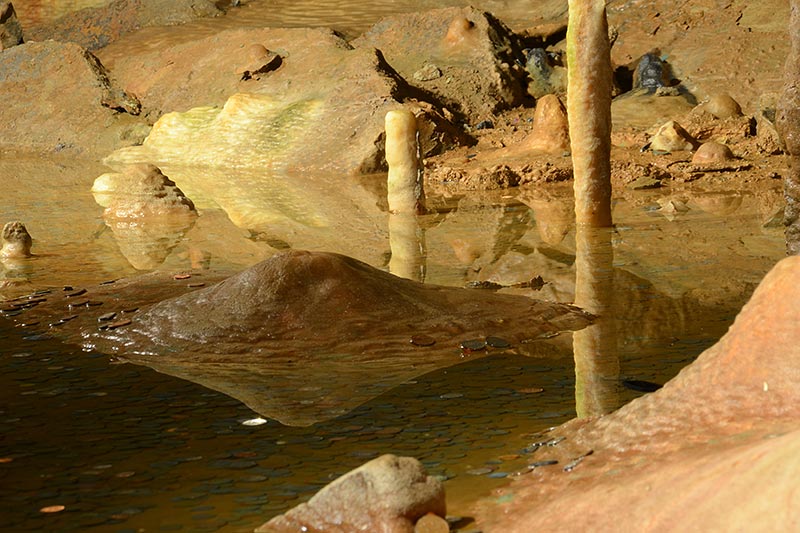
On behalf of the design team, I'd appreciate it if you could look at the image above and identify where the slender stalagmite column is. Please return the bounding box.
[385,109,426,280]
[777,0,800,255]
[566,0,613,227]
[385,109,425,215]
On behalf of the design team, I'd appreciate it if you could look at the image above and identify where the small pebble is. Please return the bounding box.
[98,312,117,322]
[485,336,511,348]
[460,339,486,351]
[173,273,192,280]
[415,513,449,533]
[410,335,436,347]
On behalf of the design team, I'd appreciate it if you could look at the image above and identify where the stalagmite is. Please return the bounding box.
[385,109,425,215]
[777,0,800,255]
[1,221,32,258]
[566,0,613,227]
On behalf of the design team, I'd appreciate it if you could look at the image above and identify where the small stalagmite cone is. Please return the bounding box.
[386,109,425,214]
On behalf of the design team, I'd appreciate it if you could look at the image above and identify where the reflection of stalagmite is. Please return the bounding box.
[566,0,613,227]
[385,109,425,215]
[386,109,427,280]
[92,164,197,270]
[573,225,619,418]
[388,213,426,281]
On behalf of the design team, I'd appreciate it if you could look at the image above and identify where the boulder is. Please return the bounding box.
[0,1,23,50]
[353,6,527,121]
[256,454,446,533]
[0,41,145,155]
[477,255,800,531]
[101,27,467,174]
[25,0,219,51]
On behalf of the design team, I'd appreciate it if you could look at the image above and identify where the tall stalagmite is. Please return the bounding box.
[566,0,613,227]
[777,0,800,255]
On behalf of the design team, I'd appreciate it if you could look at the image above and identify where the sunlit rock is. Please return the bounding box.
[354,7,527,119]
[648,120,698,152]
[1,221,32,258]
[524,94,570,155]
[101,27,466,174]
[257,454,445,533]
[695,92,743,119]
[0,41,144,155]
[691,141,735,165]
[477,255,800,531]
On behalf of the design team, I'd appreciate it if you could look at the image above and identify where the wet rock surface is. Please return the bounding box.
[25,0,220,50]
[256,454,445,533]
[477,256,800,531]
[1,250,593,425]
[100,26,467,174]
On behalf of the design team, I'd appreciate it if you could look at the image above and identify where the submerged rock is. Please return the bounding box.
[256,454,445,533]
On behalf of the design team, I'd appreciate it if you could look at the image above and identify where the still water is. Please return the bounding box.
[1,1,788,532]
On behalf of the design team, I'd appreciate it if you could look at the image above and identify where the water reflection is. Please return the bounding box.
[388,212,426,281]
[572,225,618,417]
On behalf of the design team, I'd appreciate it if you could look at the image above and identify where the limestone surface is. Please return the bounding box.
[0,41,145,155]
[102,27,466,174]
[25,0,219,50]
[354,7,527,120]
[256,454,445,533]
[477,255,800,531]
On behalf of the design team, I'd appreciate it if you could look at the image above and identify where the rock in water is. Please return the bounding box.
[0,250,593,425]
[256,454,445,533]
[0,221,32,258]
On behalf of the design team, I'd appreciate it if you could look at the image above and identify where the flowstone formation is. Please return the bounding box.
[0,250,592,426]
